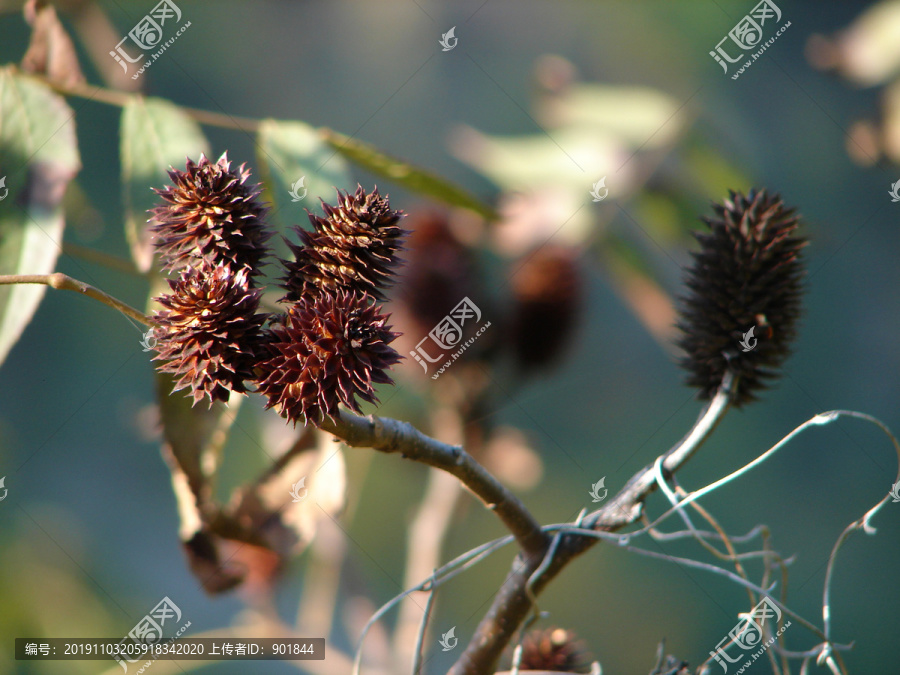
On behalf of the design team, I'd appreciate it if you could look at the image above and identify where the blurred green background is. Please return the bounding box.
[1,1,899,674]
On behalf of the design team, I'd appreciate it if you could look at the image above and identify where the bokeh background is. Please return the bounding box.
[1,1,899,673]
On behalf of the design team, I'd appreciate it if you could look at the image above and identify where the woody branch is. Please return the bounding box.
[448,373,736,675]
[318,410,548,557]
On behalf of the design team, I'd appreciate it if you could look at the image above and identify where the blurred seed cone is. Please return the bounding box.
[518,627,592,673]
[677,188,806,405]
[256,289,402,426]
[395,209,482,336]
[280,186,406,302]
[508,245,583,372]
[151,152,271,279]
[153,262,266,406]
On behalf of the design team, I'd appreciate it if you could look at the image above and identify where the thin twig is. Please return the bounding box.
[33,72,263,132]
[352,533,516,675]
[563,525,830,641]
[62,241,144,276]
[0,273,152,327]
[670,488,783,675]
[448,372,737,675]
[817,412,900,639]
[411,571,438,675]
[319,410,548,556]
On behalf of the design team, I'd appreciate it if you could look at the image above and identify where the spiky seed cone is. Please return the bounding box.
[280,186,406,302]
[518,628,592,673]
[677,188,806,405]
[153,262,266,406]
[508,245,582,372]
[256,289,402,426]
[151,152,271,279]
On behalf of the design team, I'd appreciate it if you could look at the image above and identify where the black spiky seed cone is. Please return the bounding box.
[256,289,402,426]
[280,186,407,302]
[518,627,592,673]
[677,188,806,405]
[151,152,271,280]
[153,262,267,406]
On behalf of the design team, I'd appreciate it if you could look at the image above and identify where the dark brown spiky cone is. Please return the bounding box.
[151,153,271,279]
[153,262,266,406]
[518,627,592,673]
[256,289,402,426]
[508,245,583,372]
[280,186,406,302]
[677,189,806,405]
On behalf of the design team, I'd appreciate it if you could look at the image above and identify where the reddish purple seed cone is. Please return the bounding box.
[153,262,267,406]
[256,289,402,426]
[151,152,271,279]
[280,185,407,303]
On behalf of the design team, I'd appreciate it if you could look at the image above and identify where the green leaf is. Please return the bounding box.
[320,127,497,220]
[156,371,246,594]
[121,96,209,272]
[542,84,685,148]
[155,370,232,506]
[256,119,351,234]
[0,68,81,368]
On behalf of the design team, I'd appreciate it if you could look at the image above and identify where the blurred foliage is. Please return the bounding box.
[0,67,80,366]
[807,0,900,164]
[0,1,899,674]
